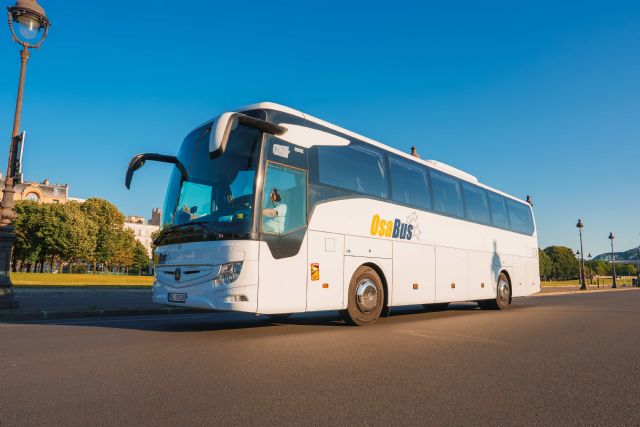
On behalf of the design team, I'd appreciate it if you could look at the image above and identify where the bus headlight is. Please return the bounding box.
[213,262,243,287]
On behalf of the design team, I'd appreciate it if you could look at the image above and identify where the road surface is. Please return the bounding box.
[2,290,639,425]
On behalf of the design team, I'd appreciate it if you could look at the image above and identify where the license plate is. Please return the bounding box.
[168,293,187,303]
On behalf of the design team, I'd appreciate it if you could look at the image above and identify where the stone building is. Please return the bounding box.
[150,208,161,226]
[124,210,161,258]
[0,178,77,204]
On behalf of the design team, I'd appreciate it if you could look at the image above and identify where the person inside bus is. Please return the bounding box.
[262,188,287,234]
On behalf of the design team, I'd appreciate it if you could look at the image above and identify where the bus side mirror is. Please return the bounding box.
[209,112,239,159]
[209,112,286,159]
[125,153,188,189]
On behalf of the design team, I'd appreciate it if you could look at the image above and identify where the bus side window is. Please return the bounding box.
[389,157,431,209]
[262,163,307,235]
[506,199,534,235]
[463,183,491,224]
[431,171,464,218]
[488,193,510,229]
[317,143,388,199]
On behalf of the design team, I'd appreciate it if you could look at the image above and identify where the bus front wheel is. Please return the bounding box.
[478,272,511,310]
[341,266,385,326]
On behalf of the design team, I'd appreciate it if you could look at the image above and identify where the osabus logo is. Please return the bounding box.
[369,214,414,240]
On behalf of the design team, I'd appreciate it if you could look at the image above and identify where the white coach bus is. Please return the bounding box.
[126,102,539,325]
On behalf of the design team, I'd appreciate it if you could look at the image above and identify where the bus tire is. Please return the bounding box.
[342,266,384,326]
[478,272,511,310]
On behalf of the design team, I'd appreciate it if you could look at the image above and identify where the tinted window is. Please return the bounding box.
[507,199,534,234]
[488,193,509,228]
[431,171,464,217]
[463,184,490,224]
[318,144,388,198]
[162,123,261,235]
[390,157,431,209]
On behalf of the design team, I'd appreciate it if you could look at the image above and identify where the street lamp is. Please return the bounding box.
[576,219,587,290]
[609,232,617,289]
[588,253,593,285]
[0,0,50,309]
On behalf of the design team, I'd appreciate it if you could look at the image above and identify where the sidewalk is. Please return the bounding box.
[0,286,203,321]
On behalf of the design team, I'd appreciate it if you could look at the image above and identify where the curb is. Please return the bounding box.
[0,307,207,322]
[533,287,640,298]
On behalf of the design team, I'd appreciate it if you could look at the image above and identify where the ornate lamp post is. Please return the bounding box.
[609,232,617,289]
[636,235,639,286]
[576,219,587,290]
[0,0,50,309]
[636,252,640,286]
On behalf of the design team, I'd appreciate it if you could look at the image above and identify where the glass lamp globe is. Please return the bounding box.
[16,13,42,40]
[8,0,50,47]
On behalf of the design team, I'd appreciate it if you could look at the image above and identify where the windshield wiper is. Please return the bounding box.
[154,221,224,245]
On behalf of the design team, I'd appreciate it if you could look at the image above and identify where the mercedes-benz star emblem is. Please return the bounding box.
[174,267,182,282]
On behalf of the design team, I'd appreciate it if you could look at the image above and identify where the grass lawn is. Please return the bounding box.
[542,277,635,287]
[12,273,154,287]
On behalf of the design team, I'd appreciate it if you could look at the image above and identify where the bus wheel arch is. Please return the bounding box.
[362,262,389,311]
[500,269,512,304]
[478,270,512,310]
[341,263,386,326]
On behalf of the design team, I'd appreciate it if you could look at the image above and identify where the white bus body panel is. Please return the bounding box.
[257,239,307,314]
[391,242,436,306]
[435,247,469,303]
[306,231,344,311]
[468,251,499,300]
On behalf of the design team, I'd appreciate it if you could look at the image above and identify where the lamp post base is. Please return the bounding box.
[0,225,19,309]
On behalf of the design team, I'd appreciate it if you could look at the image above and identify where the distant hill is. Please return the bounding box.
[594,246,640,262]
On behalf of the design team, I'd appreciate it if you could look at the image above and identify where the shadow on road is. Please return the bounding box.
[5,301,508,334]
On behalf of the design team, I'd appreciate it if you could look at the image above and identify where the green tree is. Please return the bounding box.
[57,202,97,273]
[539,248,553,280]
[110,228,137,272]
[80,198,125,272]
[617,264,637,276]
[37,203,65,271]
[590,259,608,276]
[544,246,579,280]
[13,201,43,271]
[132,241,150,275]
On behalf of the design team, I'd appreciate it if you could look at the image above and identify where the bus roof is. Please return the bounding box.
[236,102,528,205]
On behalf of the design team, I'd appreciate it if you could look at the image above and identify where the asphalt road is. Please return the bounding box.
[2,290,640,426]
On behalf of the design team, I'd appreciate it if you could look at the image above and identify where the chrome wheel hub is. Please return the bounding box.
[498,280,510,303]
[356,279,378,312]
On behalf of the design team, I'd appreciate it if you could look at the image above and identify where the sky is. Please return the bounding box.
[0,0,638,255]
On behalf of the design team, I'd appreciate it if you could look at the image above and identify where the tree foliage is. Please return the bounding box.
[80,198,125,266]
[13,198,151,274]
[538,248,553,279]
[543,246,579,280]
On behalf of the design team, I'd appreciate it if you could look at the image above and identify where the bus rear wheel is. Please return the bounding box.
[478,272,511,310]
[341,266,384,326]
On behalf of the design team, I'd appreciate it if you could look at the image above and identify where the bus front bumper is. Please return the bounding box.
[152,281,259,313]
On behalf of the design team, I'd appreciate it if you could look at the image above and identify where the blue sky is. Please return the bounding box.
[0,0,638,255]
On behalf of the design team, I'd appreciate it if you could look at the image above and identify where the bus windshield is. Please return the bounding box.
[161,123,262,238]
